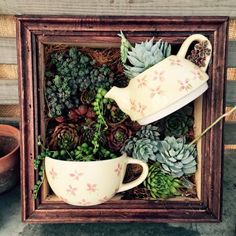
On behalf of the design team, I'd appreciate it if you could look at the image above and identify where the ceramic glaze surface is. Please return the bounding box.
[45,154,148,206]
[105,34,212,124]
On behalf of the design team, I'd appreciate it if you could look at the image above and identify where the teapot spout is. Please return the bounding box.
[105,86,131,115]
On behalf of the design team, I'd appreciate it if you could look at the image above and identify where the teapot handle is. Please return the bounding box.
[177,34,212,72]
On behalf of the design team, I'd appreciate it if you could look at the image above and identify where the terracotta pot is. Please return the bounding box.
[0,125,20,194]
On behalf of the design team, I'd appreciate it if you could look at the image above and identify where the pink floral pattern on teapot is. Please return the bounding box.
[105,34,212,125]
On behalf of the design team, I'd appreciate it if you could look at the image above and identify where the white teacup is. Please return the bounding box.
[45,153,148,206]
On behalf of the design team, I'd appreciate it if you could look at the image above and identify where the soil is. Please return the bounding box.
[0,136,18,158]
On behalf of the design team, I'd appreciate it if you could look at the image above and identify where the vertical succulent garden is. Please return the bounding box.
[34,32,202,200]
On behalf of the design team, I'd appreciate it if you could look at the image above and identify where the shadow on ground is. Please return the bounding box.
[0,155,235,236]
[20,223,200,236]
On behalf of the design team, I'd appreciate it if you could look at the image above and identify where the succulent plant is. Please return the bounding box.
[113,74,129,88]
[156,136,197,177]
[46,75,80,118]
[107,124,132,152]
[144,164,182,199]
[48,123,79,150]
[119,32,171,78]
[105,102,128,125]
[165,110,193,137]
[132,138,159,162]
[118,31,133,64]
[136,124,160,141]
[80,90,96,104]
[80,124,96,144]
[120,136,137,156]
[45,47,115,117]
[187,40,211,67]
[81,64,115,92]
[121,124,160,161]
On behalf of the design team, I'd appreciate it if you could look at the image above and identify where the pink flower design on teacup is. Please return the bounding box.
[130,99,137,111]
[169,58,182,66]
[114,163,122,176]
[178,79,192,92]
[77,199,91,206]
[150,86,163,98]
[152,70,165,81]
[99,196,109,203]
[192,69,205,81]
[137,103,147,116]
[69,170,83,181]
[87,183,97,193]
[66,185,77,196]
[137,76,147,88]
[49,168,57,180]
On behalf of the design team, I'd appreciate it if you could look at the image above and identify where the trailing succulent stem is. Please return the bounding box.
[92,88,109,154]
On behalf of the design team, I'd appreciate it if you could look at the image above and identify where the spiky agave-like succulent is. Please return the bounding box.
[156,136,197,177]
[119,32,171,79]
[144,164,182,199]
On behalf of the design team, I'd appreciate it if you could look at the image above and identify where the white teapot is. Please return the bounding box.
[105,34,212,125]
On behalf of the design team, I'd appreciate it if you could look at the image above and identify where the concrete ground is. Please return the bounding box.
[0,154,235,236]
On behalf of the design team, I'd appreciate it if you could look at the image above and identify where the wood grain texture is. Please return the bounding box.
[0,80,18,104]
[227,68,236,80]
[0,117,19,127]
[2,16,236,39]
[224,122,236,144]
[225,107,236,121]
[0,38,17,64]
[226,80,236,106]
[0,104,20,117]
[1,37,236,67]
[0,15,15,37]
[16,16,228,223]
[227,41,236,68]
[0,0,235,16]
[0,65,17,79]
[229,19,236,40]
[224,144,236,150]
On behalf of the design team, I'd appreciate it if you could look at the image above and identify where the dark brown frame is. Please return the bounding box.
[17,16,228,223]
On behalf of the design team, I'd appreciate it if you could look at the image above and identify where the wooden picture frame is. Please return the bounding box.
[17,16,228,223]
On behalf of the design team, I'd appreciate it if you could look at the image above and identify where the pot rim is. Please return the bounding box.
[0,124,20,161]
[45,152,127,163]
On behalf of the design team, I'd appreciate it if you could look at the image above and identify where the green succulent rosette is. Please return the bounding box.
[132,138,159,162]
[121,124,160,162]
[119,32,171,79]
[144,164,182,199]
[156,136,197,178]
[165,110,193,137]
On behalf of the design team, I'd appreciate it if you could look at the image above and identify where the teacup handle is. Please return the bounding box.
[177,34,212,72]
[117,157,149,193]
